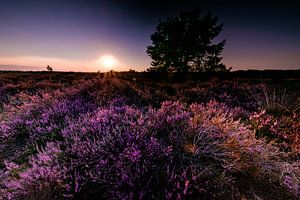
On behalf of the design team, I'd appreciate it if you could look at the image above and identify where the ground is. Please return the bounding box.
[0,71,299,199]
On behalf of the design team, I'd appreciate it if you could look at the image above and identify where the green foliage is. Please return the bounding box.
[147,9,229,73]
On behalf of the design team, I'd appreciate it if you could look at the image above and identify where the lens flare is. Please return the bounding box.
[97,55,118,70]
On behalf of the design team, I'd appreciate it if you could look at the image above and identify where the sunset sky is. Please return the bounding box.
[0,0,299,72]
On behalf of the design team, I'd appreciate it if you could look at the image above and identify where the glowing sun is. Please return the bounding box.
[97,55,118,70]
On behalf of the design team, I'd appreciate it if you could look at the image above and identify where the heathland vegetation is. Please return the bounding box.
[0,8,299,200]
[0,71,299,199]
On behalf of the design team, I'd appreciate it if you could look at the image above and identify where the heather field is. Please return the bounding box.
[0,71,299,200]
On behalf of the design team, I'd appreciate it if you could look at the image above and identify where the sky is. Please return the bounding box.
[0,0,299,72]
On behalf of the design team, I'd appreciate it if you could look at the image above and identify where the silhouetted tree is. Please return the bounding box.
[147,9,229,72]
[46,65,53,72]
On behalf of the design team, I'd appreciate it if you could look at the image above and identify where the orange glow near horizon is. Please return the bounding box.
[0,55,127,72]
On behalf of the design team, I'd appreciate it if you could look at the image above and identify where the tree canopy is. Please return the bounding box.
[147,9,229,73]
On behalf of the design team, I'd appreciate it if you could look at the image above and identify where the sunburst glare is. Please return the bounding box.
[97,55,118,70]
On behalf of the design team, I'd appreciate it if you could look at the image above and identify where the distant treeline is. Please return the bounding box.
[113,69,300,82]
[1,69,299,82]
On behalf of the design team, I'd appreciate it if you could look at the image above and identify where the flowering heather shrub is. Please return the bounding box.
[177,80,258,113]
[0,83,98,165]
[62,106,168,199]
[250,110,300,153]
[0,76,299,199]
[91,78,172,108]
[1,142,69,200]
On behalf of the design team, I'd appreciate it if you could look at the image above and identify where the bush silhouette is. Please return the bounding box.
[46,65,53,72]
